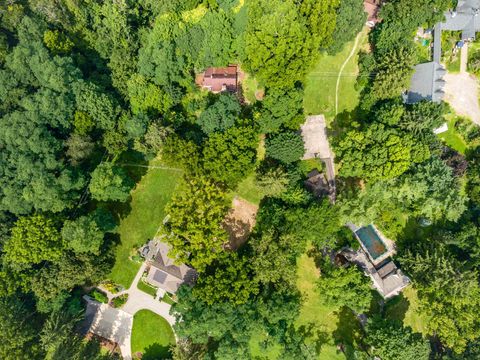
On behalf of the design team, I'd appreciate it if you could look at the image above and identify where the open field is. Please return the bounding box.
[109,159,181,288]
[304,28,369,122]
[131,310,175,359]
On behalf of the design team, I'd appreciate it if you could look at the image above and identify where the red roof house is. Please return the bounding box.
[197,65,238,93]
[364,0,382,27]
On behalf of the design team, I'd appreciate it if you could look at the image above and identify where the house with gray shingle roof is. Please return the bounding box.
[442,0,480,41]
[141,240,197,294]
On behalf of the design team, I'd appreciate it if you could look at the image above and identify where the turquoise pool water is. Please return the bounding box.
[355,225,387,259]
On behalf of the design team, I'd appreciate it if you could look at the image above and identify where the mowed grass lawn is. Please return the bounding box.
[131,310,176,359]
[296,252,362,359]
[385,286,430,336]
[304,28,368,122]
[437,114,468,154]
[109,160,181,288]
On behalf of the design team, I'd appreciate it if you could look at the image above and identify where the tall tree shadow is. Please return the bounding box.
[140,343,172,360]
[332,307,364,360]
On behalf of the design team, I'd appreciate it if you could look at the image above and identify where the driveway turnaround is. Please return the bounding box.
[88,262,176,359]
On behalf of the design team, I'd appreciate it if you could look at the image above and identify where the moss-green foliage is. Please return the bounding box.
[161,176,230,272]
[4,215,63,266]
[197,93,241,134]
[265,131,305,164]
[43,29,74,54]
[90,289,108,303]
[317,259,373,314]
[202,126,258,187]
[244,0,337,88]
[89,162,135,202]
[112,294,128,308]
[365,317,431,360]
[327,0,366,55]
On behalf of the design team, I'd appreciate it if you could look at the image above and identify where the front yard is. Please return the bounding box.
[131,310,176,359]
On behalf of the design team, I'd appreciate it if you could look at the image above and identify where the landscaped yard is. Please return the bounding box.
[304,28,368,122]
[131,310,176,360]
[108,158,181,288]
[137,278,158,297]
[437,115,468,154]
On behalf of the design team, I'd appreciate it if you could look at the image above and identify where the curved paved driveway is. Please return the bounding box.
[96,263,176,360]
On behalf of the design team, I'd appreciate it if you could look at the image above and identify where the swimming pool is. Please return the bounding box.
[355,225,388,260]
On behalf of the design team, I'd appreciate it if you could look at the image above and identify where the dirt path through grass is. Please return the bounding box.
[335,32,362,116]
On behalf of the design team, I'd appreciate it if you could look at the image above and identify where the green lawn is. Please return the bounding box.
[304,28,368,122]
[234,173,267,206]
[296,252,362,359]
[131,310,176,359]
[108,160,181,288]
[385,286,429,336]
[438,115,468,154]
[137,279,158,297]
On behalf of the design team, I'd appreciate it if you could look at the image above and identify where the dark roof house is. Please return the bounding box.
[407,62,446,103]
[141,240,197,294]
[442,0,480,41]
[344,224,410,298]
[197,65,238,93]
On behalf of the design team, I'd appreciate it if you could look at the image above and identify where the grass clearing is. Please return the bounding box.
[131,310,175,360]
[296,251,362,359]
[304,28,368,122]
[438,115,468,154]
[385,286,429,336]
[108,159,181,288]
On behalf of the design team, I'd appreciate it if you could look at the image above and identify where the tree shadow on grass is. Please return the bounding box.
[332,307,364,360]
[296,323,330,356]
[140,343,172,360]
[383,293,410,323]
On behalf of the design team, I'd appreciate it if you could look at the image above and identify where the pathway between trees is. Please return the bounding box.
[335,31,363,116]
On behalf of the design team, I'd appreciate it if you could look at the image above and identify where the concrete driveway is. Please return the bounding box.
[89,263,176,359]
[444,72,480,125]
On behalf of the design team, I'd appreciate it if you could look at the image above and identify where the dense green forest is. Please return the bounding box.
[0,0,480,359]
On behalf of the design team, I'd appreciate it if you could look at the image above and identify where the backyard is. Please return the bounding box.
[131,310,176,359]
[296,252,362,359]
[437,115,469,154]
[304,28,369,122]
[108,157,181,288]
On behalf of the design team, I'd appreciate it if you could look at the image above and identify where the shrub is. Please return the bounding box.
[90,289,108,303]
[102,280,121,294]
[111,294,128,308]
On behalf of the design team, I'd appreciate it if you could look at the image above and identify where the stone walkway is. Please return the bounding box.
[94,263,175,359]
